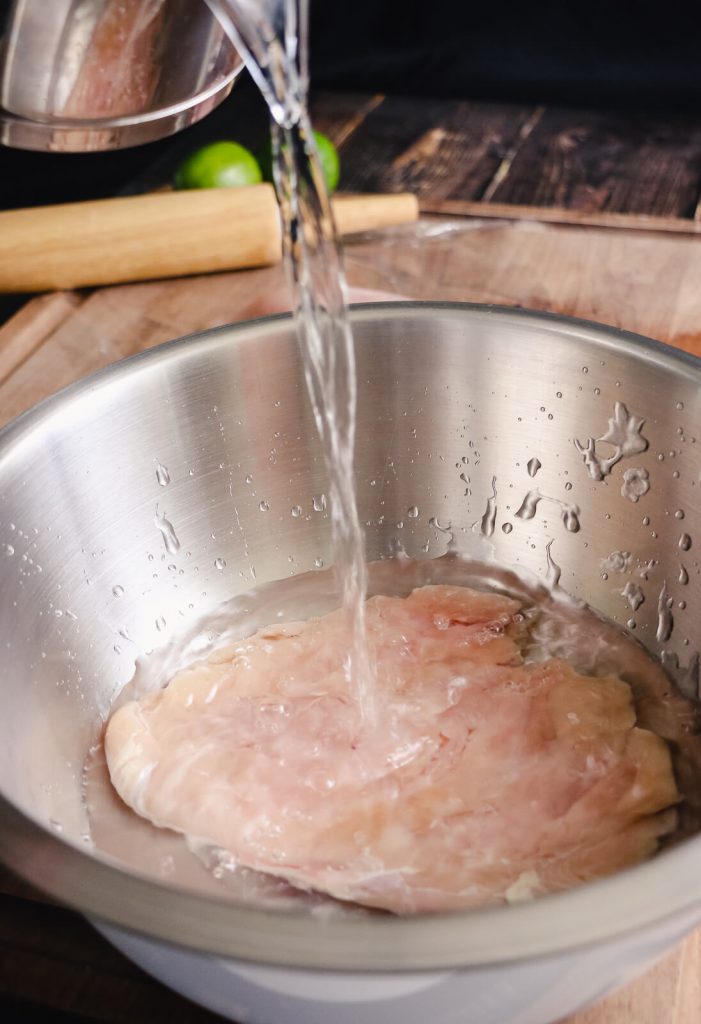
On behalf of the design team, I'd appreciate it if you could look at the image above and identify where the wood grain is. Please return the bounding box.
[0,291,83,387]
[0,189,417,293]
[325,93,701,222]
[0,187,283,292]
[344,217,701,353]
[0,263,286,427]
[336,95,537,202]
[487,107,701,217]
[417,199,701,236]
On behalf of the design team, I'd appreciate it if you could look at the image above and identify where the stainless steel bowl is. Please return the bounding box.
[1,303,701,1024]
[0,0,243,151]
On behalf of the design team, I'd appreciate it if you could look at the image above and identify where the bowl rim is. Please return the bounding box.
[2,300,701,972]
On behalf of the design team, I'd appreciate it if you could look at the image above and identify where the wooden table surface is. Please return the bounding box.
[3,85,701,1023]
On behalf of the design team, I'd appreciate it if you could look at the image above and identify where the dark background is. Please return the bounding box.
[1,0,699,213]
[311,0,701,110]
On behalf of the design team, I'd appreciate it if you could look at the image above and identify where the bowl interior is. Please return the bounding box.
[1,303,701,968]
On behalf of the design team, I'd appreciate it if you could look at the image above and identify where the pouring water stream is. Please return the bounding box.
[206,0,375,719]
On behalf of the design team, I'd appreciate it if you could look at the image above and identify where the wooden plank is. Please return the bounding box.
[319,93,701,224]
[0,292,83,387]
[342,216,701,354]
[335,95,538,202]
[0,262,288,428]
[0,896,223,1022]
[417,199,701,236]
[486,107,701,217]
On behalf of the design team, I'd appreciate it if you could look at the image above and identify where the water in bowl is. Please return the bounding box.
[84,554,701,914]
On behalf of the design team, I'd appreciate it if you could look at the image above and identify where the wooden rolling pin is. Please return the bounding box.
[0,185,419,292]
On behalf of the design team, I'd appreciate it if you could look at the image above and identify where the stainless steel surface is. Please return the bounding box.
[0,0,243,151]
[1,303,701,970]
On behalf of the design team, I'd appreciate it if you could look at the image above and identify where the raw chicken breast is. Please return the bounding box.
[105,585,679,913]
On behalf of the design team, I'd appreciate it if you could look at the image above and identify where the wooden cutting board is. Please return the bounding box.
[1,212,701,1024]
[4,214,701,425]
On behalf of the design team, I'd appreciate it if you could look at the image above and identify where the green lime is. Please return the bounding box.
[258,130,341,194]
[313,130,341,193]
[173,141,262,190]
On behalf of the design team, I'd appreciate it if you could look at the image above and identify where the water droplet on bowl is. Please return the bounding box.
[480,478,498,537]
[656,582,674,643]
[623,581,645,611]
[562,505,580,533]
[602,551,630,573]
[155,460,170,487]
[154,509,180,555]
[621,468,649,503]
[428,516,452,534]
[545,540,561,587]
[516,490,541,520]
